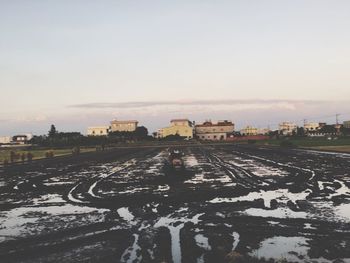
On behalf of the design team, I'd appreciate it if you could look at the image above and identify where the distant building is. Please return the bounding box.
[304,122,320,132]
[343,121,350,129]
[319,122,327,128]
[195,120,234,141]
[240,126,258,136]
[0,136,11,144]
[279,122,297,136]
[12,134,32,144]
[110,119,138,132]
[158,119,194,139]
[87,126,110,136]
[257,128,270,135]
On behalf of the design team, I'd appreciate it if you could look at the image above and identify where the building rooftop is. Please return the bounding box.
[170,119,190,122]
[111,120,138,123]
[196,120,233,127]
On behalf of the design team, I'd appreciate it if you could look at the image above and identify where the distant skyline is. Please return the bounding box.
[1,1,350,134]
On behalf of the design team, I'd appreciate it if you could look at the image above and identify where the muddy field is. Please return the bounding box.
[0,145,349,263]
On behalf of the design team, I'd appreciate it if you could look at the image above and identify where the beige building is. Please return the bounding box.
[87,126,110,136]
[0,136,12,144]
[304,122,320,132]
[110,119,138,132]
[195,120,234,141]
[241,126,258,136]
[279,122,297,135]
[158,119,193,139]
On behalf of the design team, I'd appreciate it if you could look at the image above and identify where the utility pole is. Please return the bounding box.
[336,113,340,125]
[335,113,341,135]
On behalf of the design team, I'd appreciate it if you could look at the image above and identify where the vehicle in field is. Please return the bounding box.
[164,148,185,173]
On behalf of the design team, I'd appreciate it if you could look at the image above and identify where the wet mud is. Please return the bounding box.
[0,145,349,262]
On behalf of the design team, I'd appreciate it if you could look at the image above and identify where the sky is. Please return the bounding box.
[1,0,350,135]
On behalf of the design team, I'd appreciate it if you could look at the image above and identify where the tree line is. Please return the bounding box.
[30,125,152,147]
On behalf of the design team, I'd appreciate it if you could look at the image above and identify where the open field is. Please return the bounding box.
[0,145,349,262]
[259,137,350,147]
[305,145,350,153]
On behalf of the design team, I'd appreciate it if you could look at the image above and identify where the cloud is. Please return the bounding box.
[70,99,326,109]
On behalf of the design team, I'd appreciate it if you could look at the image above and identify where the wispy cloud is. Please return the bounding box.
[70,99,327,110]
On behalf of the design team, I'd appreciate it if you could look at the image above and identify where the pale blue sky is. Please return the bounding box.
[1,1,350,134]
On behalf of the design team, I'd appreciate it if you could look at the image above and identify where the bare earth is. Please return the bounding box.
[0,145,349,263]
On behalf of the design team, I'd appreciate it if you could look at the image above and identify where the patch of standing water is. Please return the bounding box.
[335,203,350,222]
[32,194,66,205]
[195,234,211,263]
[209,188,311,208]
[250,236,310,262]
[0,205,109,241]
[243,207,308,219]
[250,236,335,263]
[184,154,199,167]
[154,211,204,263]
[328,180,350,198]
[120,233,142,263]
[117,207,135,224]
[195,233,211,250]
[232,232,240,251]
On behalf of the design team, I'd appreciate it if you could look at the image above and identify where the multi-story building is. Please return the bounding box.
[343,121,350,129]
[304,122,320,132]
[157,119,193,139]
[195,120,234,141]
[279,122,297,136]
[240,126,258,136]
[257,128,270,135]
[110,119,138,132]
[87,126,110,136]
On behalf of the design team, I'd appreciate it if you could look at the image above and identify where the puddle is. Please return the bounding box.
[249,236,310,262]
[243,207,308,219]
[209,189,311,208]
[154,211,204,263]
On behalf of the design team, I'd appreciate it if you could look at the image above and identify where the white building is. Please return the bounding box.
[110,119,138,132]
[279,122,297,136]
[304,122,320,132]
[87,126,110,136]
[257,128,270,135]
[195,120,234,141]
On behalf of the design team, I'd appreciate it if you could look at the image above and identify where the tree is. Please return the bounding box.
[319,125,336,134]
[48,125,57,137]
[135,126,148,139]
[296,127,305,137]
